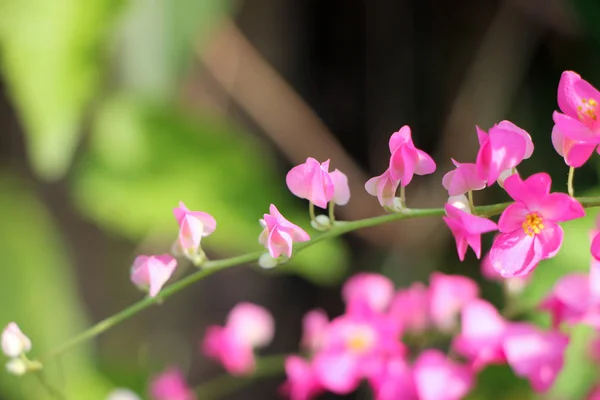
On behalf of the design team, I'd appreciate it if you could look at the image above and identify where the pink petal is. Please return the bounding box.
[429,273,479,331]
[413,350,474,400]
[301,309,329,352]
[476,126,488,146]
[553,111,598,143]
[485,125,527,184]
[539,193,585,222]
[226,303,274,348]
[388,126,414,152]
[202,326,255,375]
[281,356,322,400]
[443,216,468,261]
[489,230,542,277]
[268,228,294,258]
[330,169,351,206]
[286,158,334,208]
[442,161,486,196]
[389,283,430,334]
[365,169,399,208]
[342,273,395,313]
[552,125,596,167]
[150,367,196,400]
[497,120,534,159]
[389,145,418,185]
[536,221,563,259]
[312,352,362,394]
[497,202,529,232]
[414,149,436,176]
[557,70,582,116]
[503,172,551,210]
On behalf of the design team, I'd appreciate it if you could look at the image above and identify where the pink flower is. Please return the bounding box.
[429,272,479,331]
[539,273,590,328]
[365,169,400,209]
[452,299,507,370]
[476,121,534,185]
[258,204,310,259]
[489,172,585,277]
[330,169,350,206]
[412,350,474,400]
[149,367,196,400]
[442,159,486,196]
[202,302,274,375]
[301,309,329,352]
[173,202,216,259]
[312,313,404,394]
[2,323,31,358]
[286,158,335,208]
[280,356,323,400]
[592,231,600,261]
[369,357,417,400]
[552,125,597,167]
[130,255,177,298]
[342,273,394,313]
[588,385,600,400]
[388,282,430,334]
[388,126,436,186]
[552,71,600,144]
[443,203,498,261]
[502,323,569,392]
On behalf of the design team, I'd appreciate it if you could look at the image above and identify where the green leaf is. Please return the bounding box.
[0,0,122,180]
[0,175,111,399]
[72,95,349,285]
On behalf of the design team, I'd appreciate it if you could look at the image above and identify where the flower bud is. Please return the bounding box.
[2,323,31,358]
[258,253,278,269]
[5,358,27,376]
[310,215,331,231]
[447,195,471,213]
[106,388,142,400]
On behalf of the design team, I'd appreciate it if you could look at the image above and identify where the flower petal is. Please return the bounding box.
[553,111,598,143]
[536,221,563,259]
[489,230,542,277]
[497,202,529,233]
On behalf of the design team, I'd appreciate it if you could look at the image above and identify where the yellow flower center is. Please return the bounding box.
[577,98,598,121]
[522,212,545,237]
[345,326,375,353]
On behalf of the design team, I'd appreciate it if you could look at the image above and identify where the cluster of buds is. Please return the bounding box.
[1,323,40,376]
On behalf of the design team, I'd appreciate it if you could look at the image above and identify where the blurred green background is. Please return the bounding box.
[1,0,600,399]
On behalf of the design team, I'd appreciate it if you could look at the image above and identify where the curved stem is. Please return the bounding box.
[399,185,406,208]
[195,354,286,398]
[37,197,600,362]
[328,202,335,224]
[308,202,316,222]
[568,167,575,197]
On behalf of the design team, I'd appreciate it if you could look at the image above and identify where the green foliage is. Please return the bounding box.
[71,95,349,285]
[0,176,110,399]
[0,0,122,180]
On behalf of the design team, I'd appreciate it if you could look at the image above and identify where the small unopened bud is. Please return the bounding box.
[106,388,142,400]
[447,195,471,213]
[2,323,31,358]
[390,197,405,213]
[310,215,332,231]
[5,358,27,376]
[498,168,517,189]
[258,253,278,269]
[505,277,528,296]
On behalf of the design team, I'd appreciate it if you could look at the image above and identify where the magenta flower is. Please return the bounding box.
[388,282,430,334]
[552,125,597,167]
[330,169,351,206]
[502,323,569,392]
[539,273,590,329]
[342,273,394,313]
[412,350,474,400]
[173,202,216,260]
[202,302,274,375]
[489,172,585,277]
[442,159,486,196]
[301,309,329,352]
[452,299,507,370]
[1,323,31,358]
[258,204,310,259]
[130,255,177,298]
[442,204,498,261]
[428,272,479,331]
[365,168,400,209]
[552,71,600,144]
[475,121,534,185]
[369,357,417,400]
[589,386,600,400]
[280,356,323,400]
[388,126,436,186]
[149,367,196,400]
[286,158,335,208]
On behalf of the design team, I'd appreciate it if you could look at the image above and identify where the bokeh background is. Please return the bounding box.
[2,0,600,399]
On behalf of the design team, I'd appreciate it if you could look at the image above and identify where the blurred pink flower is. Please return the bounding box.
[388,126,436,186]
[412,350,474,400]
[552,71,600,145]
[330,169,350,206]
[589,385,600,400]
[1,322,31,358]
[502,323,569,392]
[301,309,329,352]
[342,273,394,313]
[443,203,498,261]
[481,249,530,295]
[489,173,585,277]
[539,273,590,329]
[130,255,177,298]
[280,356,323,400]
[442,159,486,196]
[388,282,430,334]
[149,367,196,400]
[452,299,507,370]
[286,158,335,208]
[258,204,310,259]
[173,202,216,259]
[365,168,400,209]
[202,302,274,375]
[429,272,479,331]
[369,356,417,400]
[475,121,533,185]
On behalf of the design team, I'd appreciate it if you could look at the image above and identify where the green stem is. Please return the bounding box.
[37,196,600,363]
[34,371,66,400]
[399,185,406,208]
[195,354,285,399]
[328,202,335,224]
[309,202,316,222]
[468,191,475,214]
[568,167,575,197]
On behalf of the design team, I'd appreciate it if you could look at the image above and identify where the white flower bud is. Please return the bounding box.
[5,358,27,376]
[106,388,142,400]
[258,253,278,269]
[310,215,332,231]
[2,323,31,358]
[447,195,471,213]
[498,168,517,189]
